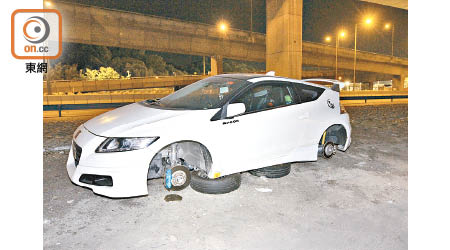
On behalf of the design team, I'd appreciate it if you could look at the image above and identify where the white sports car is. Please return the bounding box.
[67,74,351,197]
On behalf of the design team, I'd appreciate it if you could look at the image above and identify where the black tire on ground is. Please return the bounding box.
[248,163,291,178]
[190,172,241,194]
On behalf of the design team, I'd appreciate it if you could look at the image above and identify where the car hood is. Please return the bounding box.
[83,102,191,137]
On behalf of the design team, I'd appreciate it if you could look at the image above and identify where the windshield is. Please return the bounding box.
[145,77,248,110]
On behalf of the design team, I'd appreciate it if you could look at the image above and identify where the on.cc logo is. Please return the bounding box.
[23,16,50,44]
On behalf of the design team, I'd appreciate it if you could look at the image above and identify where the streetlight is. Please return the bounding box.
[353,17,373,85]
[325,31,345,80]
[384,22,395,57]
[335,30,345,80]
[218,21,228,33]
[215,21,229,75]
[44,1,52,7]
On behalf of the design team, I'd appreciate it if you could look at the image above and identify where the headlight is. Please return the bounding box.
[95,137,159,153]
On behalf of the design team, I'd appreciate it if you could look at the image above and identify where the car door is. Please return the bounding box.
[290,82,327,149]
[209,81,302,173]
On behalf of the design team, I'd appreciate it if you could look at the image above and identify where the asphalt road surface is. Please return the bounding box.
[43,104,408,250]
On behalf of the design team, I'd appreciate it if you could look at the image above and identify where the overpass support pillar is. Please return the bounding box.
[266,0,303,79]
[210,55,223,75]
[392,74,407,91]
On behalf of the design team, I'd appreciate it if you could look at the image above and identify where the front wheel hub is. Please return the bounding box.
[164,165,191,191]
[323,142,336,158]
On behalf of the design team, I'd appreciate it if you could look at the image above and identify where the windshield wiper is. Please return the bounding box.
[145,98,161,105]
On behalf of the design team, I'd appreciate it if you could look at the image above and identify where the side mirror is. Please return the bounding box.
[226,103,246,117]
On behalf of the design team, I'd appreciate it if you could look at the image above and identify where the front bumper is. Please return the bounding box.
[66,125,158,198]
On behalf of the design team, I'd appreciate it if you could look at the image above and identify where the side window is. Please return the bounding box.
[293,83,325,104]
[232,82,296,114]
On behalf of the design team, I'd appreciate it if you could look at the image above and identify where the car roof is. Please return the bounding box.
[213,73,329,90]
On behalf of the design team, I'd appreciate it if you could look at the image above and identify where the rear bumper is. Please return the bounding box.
[343,135,352,151]
[340,113,352,151]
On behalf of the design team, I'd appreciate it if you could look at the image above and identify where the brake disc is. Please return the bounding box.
[164,165,191,191]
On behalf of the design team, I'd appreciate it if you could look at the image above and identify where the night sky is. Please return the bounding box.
[62,0,408,58]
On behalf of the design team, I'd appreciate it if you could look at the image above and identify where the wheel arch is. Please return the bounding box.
[147,140,213,179]
[319,124,349,150]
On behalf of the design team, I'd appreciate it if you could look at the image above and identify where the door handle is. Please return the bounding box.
[298,112,309,120]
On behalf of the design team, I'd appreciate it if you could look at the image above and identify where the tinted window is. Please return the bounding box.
[232,82,296,113]
[293,83,325,103]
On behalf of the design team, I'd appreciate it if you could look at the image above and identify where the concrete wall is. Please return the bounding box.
[43,93,167,105]
[43,75,207,94]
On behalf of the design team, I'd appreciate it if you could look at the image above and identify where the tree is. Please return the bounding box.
[223,59,262,73]
[45,63,82,80]
[83,67,120,80]
[52,43,191,77]
[166,64,186,76]
[110,57,147,76]
[124,60,148,77]
[145,55,168,75]
[55,43,112,69]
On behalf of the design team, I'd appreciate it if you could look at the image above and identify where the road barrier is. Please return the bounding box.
[43,93,167,105]
[43,75,207,95]
[44,93,408,117]
[339,90,408,105]
[44,78,408,116]
[43,86,408,106]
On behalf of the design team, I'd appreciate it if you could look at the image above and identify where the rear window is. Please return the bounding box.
[292,83,325,103]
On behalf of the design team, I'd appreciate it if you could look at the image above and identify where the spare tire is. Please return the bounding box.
[190,171,241,194]
[249,163,291,178]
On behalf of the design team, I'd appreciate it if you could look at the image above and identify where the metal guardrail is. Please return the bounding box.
[340,95,408,102]
[43,75,207,95]
[43,95,408,117]
[44,102,133,117]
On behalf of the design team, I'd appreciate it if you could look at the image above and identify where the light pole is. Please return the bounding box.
[203,56,206,75]
[353,23,357,85]
[335,31,345,80]
[213,21,228,75]
[384,23,395,57]
[353,17,373,85]
[250,0,253,33]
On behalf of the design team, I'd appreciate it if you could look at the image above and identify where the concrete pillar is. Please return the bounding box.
[392,74,406,91]
[210,55,223,75]
[266,0,303,79]
[403,75,408,89]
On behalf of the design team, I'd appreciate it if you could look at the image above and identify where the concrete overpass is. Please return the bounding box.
[361,0,408,10]
[53,1,408,87]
